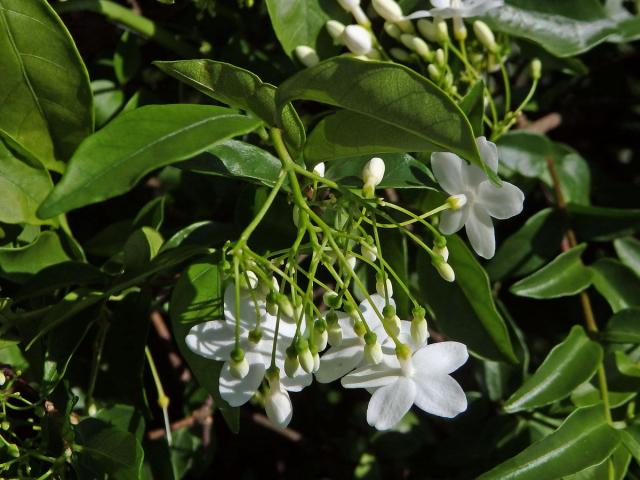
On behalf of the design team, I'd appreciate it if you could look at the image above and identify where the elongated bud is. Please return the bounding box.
[412,37,431,59]
[417,18,438,42]
[336,0,359,11]
[434,244,449,262]
[326,20,346,41]
[313,319,329,351]
[395,342,412,360]
[428,64,441,81]
[285,346,300,378]
[364,338,383,365]
[453,16,467,41]
[328,323,343,346]
[295,45,320,67]
[0,371,5,387]
[372,0,404,23]
[473,21,497,53]
[342,25,372,55]
[277,294,295,319]
[388,314,401,337]
[362,157,385,197]
[382,304,395,319]
[312,162,326,177]
[229,348,249,379]
[410,317,429,345]
[435,18,449,43]
[447,194,467,209]
[296,338,314,373]
[345,302,359,321]
[361,242,378,262]
[433,258,455,282]
[264,368,292,428]
[346,253,357,270]
[313,351,321,372]
[352,6,371,27]
[530,58,542,80]
[376,272,393,297]
[435,48,445,66]
[384,22,402,39]
[390,47,411,62]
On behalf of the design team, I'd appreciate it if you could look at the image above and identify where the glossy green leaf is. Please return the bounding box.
[0,0,93,171]
[276,58,487,177]
[417,235,517,363]
[38,105,261,218]
[568,205,640,242]
[0,140,53,225]
[487,208,564,281]
[160,221,235,252]
[563,444,630,480]
[153,59,304,152]
[510,244,592,299]
[92,79,125,128]
[614,351,640,378]
[614,237,640,277]
[603,308,640,344]
[0,231,71,282]
[123,227,164,273]
[484,0,617,57]
[478,405,620,480]
[17,262,106,300]
[460,80,485,137]
[265,0,348,58]
[621,424,640,463]
[504,326,602,412]
[591,259,640,313]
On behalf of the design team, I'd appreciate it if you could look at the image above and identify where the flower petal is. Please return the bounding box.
[360,294,393,331]
[465,205,495,259]
[476,136,499,172]
[367,377,417,430]
[280,369,313,392]
[315,338,365,383]
[186,320,235,361]
[477,180,524,220]
[342,362,400,389]
[265,388,293,428]
[439,208,468,235]
[413,373,467,418]
[223,284,264,329]
[413,342,468,375]
[405,9,433,19]
[431,152,465,194]
[219,359,266,407]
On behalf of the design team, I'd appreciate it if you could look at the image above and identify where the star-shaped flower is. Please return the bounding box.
[432,136,524,259]
[407,0,504,19]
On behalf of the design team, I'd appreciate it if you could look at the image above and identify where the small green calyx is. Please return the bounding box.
[364,331,377,345]
[314,318,327,333]
[382,304,395,319]
[248,328,263,343]
[295,337,309,353]
[412,306,426,321]
[395,343,411,360]
[326,309,339,326]
[353,320,366,337]
[230,347,245,363]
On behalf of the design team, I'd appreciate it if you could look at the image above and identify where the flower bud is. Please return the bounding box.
[417,18,438,42]
[313,351,321,372]
[435,48,445,66]
[390,47,411,62]
[313,319,329,351]
[372,0,404,23]
[326,309,339,326]
[364,341,383,365]
[361,242,378,262]
[384,22,402,39]
[395,342,412,360]
[433,258,455,282]
[323,290,342,309]
[396,19,415,33]
[447,193,467,209]
[382,304,395,319]
[346,253,357,270]
[284,346,300,378]
[530,58,542,81]
[277,294,295,319]
[345,302,359,320]
[229,348,250,379]
[433,244,449,262]
[295,45,320,68]
[473,20,498,53]
[453,16,467,41]
[264,369,292,428]
[435,18,449,43]
[248,328,263,344]
[342,25,372,56]
[428,64,441,81]
[266,291,278,315]
[312,162,326,177]
[375,274,393,298]
[388,314,401,337]
[362,157,385,197]
[0,371,5,387]
[412,37,431,59]
[326,20,346,41]
[410,317,429,345]
[296,338,315,373]
[328,323,343,346]
[242,271,259,290]
[336,0,359,11]
[366,49,382,60]
[352,6,371,28]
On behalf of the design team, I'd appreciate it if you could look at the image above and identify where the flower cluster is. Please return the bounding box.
[186,136,523,430]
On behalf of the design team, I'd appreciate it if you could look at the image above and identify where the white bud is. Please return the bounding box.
[435,48,445,66]
[328,324,343,347]
[396,19,415,33]
[346,253,357,270]
[417,19,438,42]
[336,0,360,11]
[410,317,429,346]
[361,243,378,262]
[0,371,5,387]
[400,33,416,50]
[313,352,321,372]
[265,376,292,428]
[242,271,259,290]
[326,20,346,41]
[435,261,455,282]
[412,37,431,58]
[434,244,449,262]
[352,6,371,27]
[428,64,441,81]
[372,0,404,23]
[390,47,411,62]
[376,278,393,298]
[314,329,329,351]
[294,45,320,68]
[298,347,315,373]
[284,354,300,378]
[362,157,385,196]
[229,357,250,379]
[388,314,401,337]
[88,403,97,417]
[364,342,383,365]
[447,194,467,210]
[384,22,402,39]
[312,162,325,177]
[435,18,449,43]
[278,295,295,319]
[473,20,497,53]
[453,16,467,41]
[342,25,373,56]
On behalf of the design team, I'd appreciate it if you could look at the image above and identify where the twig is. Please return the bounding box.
[518,113,562,134]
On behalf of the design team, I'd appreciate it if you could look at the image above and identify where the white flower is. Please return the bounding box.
[431,136,524,259]
[186,284,311,407]
[362,157,385,196]
[342,341,469,430]
[407,0,504,20]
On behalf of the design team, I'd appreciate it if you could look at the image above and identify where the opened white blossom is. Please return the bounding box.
[407,0,503,19]
[432,136,524,259]
[185,284,311,408]
[342,340,469,430]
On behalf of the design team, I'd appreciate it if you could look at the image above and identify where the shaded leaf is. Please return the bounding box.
[591,259,640,313]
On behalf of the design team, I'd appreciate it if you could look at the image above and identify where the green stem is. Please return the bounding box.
[145,346,172,445]
[55,0,198,58]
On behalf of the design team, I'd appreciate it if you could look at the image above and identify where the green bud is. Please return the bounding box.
[326,309,339,326]
[323,290,342,309]
[382,304,396,319]
[2,420,10,430]
[314,318,328,333]
[435,18,448,43]
[530,58,542,81]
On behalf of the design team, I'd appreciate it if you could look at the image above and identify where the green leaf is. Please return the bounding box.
[487,208,564,281]
[92,79,125,128]
[614,237,640,277]
[265,0,348,58]
[324,153,438,190]
[478,405,620,480]
[504,326,603,413]
[602,308,640,344]
[0,231,71,282]
[621,424,640,463]
[460,80,485,137]
[74,418,144,480]
[160,221,235,252]
[562,444,630,480]
[614,351,640,378]
[417,235,517,363]
[38,105,261,218]
[0,140,53,225]
[484,0,617,57]
[510,244,592,299]
[567,205,640,242]
[179,140,282,186]
[276,58,487,177]
[153,60,304,152]
[0,0,93,171]
[169,259,229,408]
[591,259,640,313]
[123,227,164,273]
